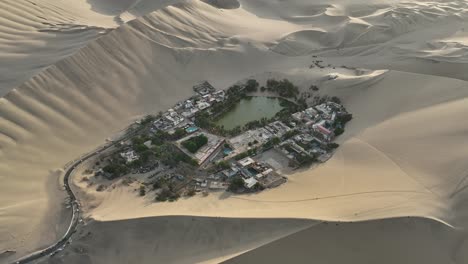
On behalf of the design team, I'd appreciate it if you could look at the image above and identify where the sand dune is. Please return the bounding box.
[0,0,183,97]
[37,217,313,264]
[225,217,467,264]
[2,0,468,263]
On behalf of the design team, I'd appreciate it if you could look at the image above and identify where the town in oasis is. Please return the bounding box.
[82,78,352,202]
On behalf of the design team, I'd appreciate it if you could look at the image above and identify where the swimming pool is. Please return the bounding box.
[186,126,199,133]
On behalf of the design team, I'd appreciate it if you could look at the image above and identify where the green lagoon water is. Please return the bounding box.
[215,96,285,130]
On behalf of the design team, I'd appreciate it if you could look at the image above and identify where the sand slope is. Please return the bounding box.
[2,0,468,263]
[0,0,183,97]
[38,217,314,264]
[224,217,467,264]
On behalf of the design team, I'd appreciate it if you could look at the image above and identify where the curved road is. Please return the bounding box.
[11,128,141,264]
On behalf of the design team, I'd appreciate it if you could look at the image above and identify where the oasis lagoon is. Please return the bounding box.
[215,96,286,130]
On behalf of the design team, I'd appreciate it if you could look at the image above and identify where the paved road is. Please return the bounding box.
[11,127,142,264]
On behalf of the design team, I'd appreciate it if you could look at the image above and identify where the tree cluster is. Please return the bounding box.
[102,163,129,179]
[182,134,208,153]
[227,177,245,192]
[266,79,300,99]
[244,79,259,92]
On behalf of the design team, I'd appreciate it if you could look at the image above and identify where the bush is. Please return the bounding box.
[139,186,146,196]
[103,164,128,178]
[228,177,245,192]
[134,143,149,153]
[182,135,208,153]
[217,160,231,170]
[310,85,319,91]
[156,188,180,202]
[266,79,299,98]
[296,154,316,165]
[156,143,198,167]
[96,184,106,192]
[334,127,344,136]
[253,182,264,191]
[234,148,257,160]
[283,130,300,140]
[337,113,353,124]
[141,115,155,125]
[245,79,259,92]
[171,128,187,140]
[186,188,196,197]
[331,96,341,104]
[194,112,212,129]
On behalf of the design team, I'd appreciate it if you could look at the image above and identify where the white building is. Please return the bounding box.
[120,151,139,163]
[238,157,255,167]
[244,177,258,189]
[143,140,152,148]
[197,101,211,110]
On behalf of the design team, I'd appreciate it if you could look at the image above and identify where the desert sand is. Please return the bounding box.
[2,0,468,263]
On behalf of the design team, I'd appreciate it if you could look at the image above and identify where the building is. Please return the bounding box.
[213,90,225,102]
[304,107,318,118]
[292,112,304,122]
[222,167,239,178]
[256,168,273,179]
[164,109,184,127]
[181,108,199,118]
[244,177,258,189]
[120,150,139,163]
[313,124,333,141]
[184,100,194,109]
[143,140,152,148]
[209,181,227,190]
[197,101,211,110]
[238,157,255,167]
[193,81,216,96]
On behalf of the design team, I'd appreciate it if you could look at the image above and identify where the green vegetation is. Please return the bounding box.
[217,160,231,170]
[102,163,129,179]
[253,182,265,191]
[153,143,198,167]
[331,96,341,104]
[296,154,316,165]
[185,187,196,197]
[156,187,180,202]
[227,177,245,192]
[263,137,281,150]
[234,148,257,160]
[266,79,300,99]
[283,129,300,140]
[244,79,259,92]
[141,115,156,125]
[337,113,353,124]
[334,127,344,136]
[139,185,146,196]
[182,134,208,153]
[172,128,187,140]
[153,178,181,202]
[327,143,340,149]
[243,117,273,131]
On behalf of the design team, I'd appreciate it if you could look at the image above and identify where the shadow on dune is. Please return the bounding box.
[223,217,467,264]
[38,216,467,264]
[201,0,240,9]
[40,216,314,264]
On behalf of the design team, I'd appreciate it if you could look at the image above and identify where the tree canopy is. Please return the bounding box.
[182,134,208,153]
